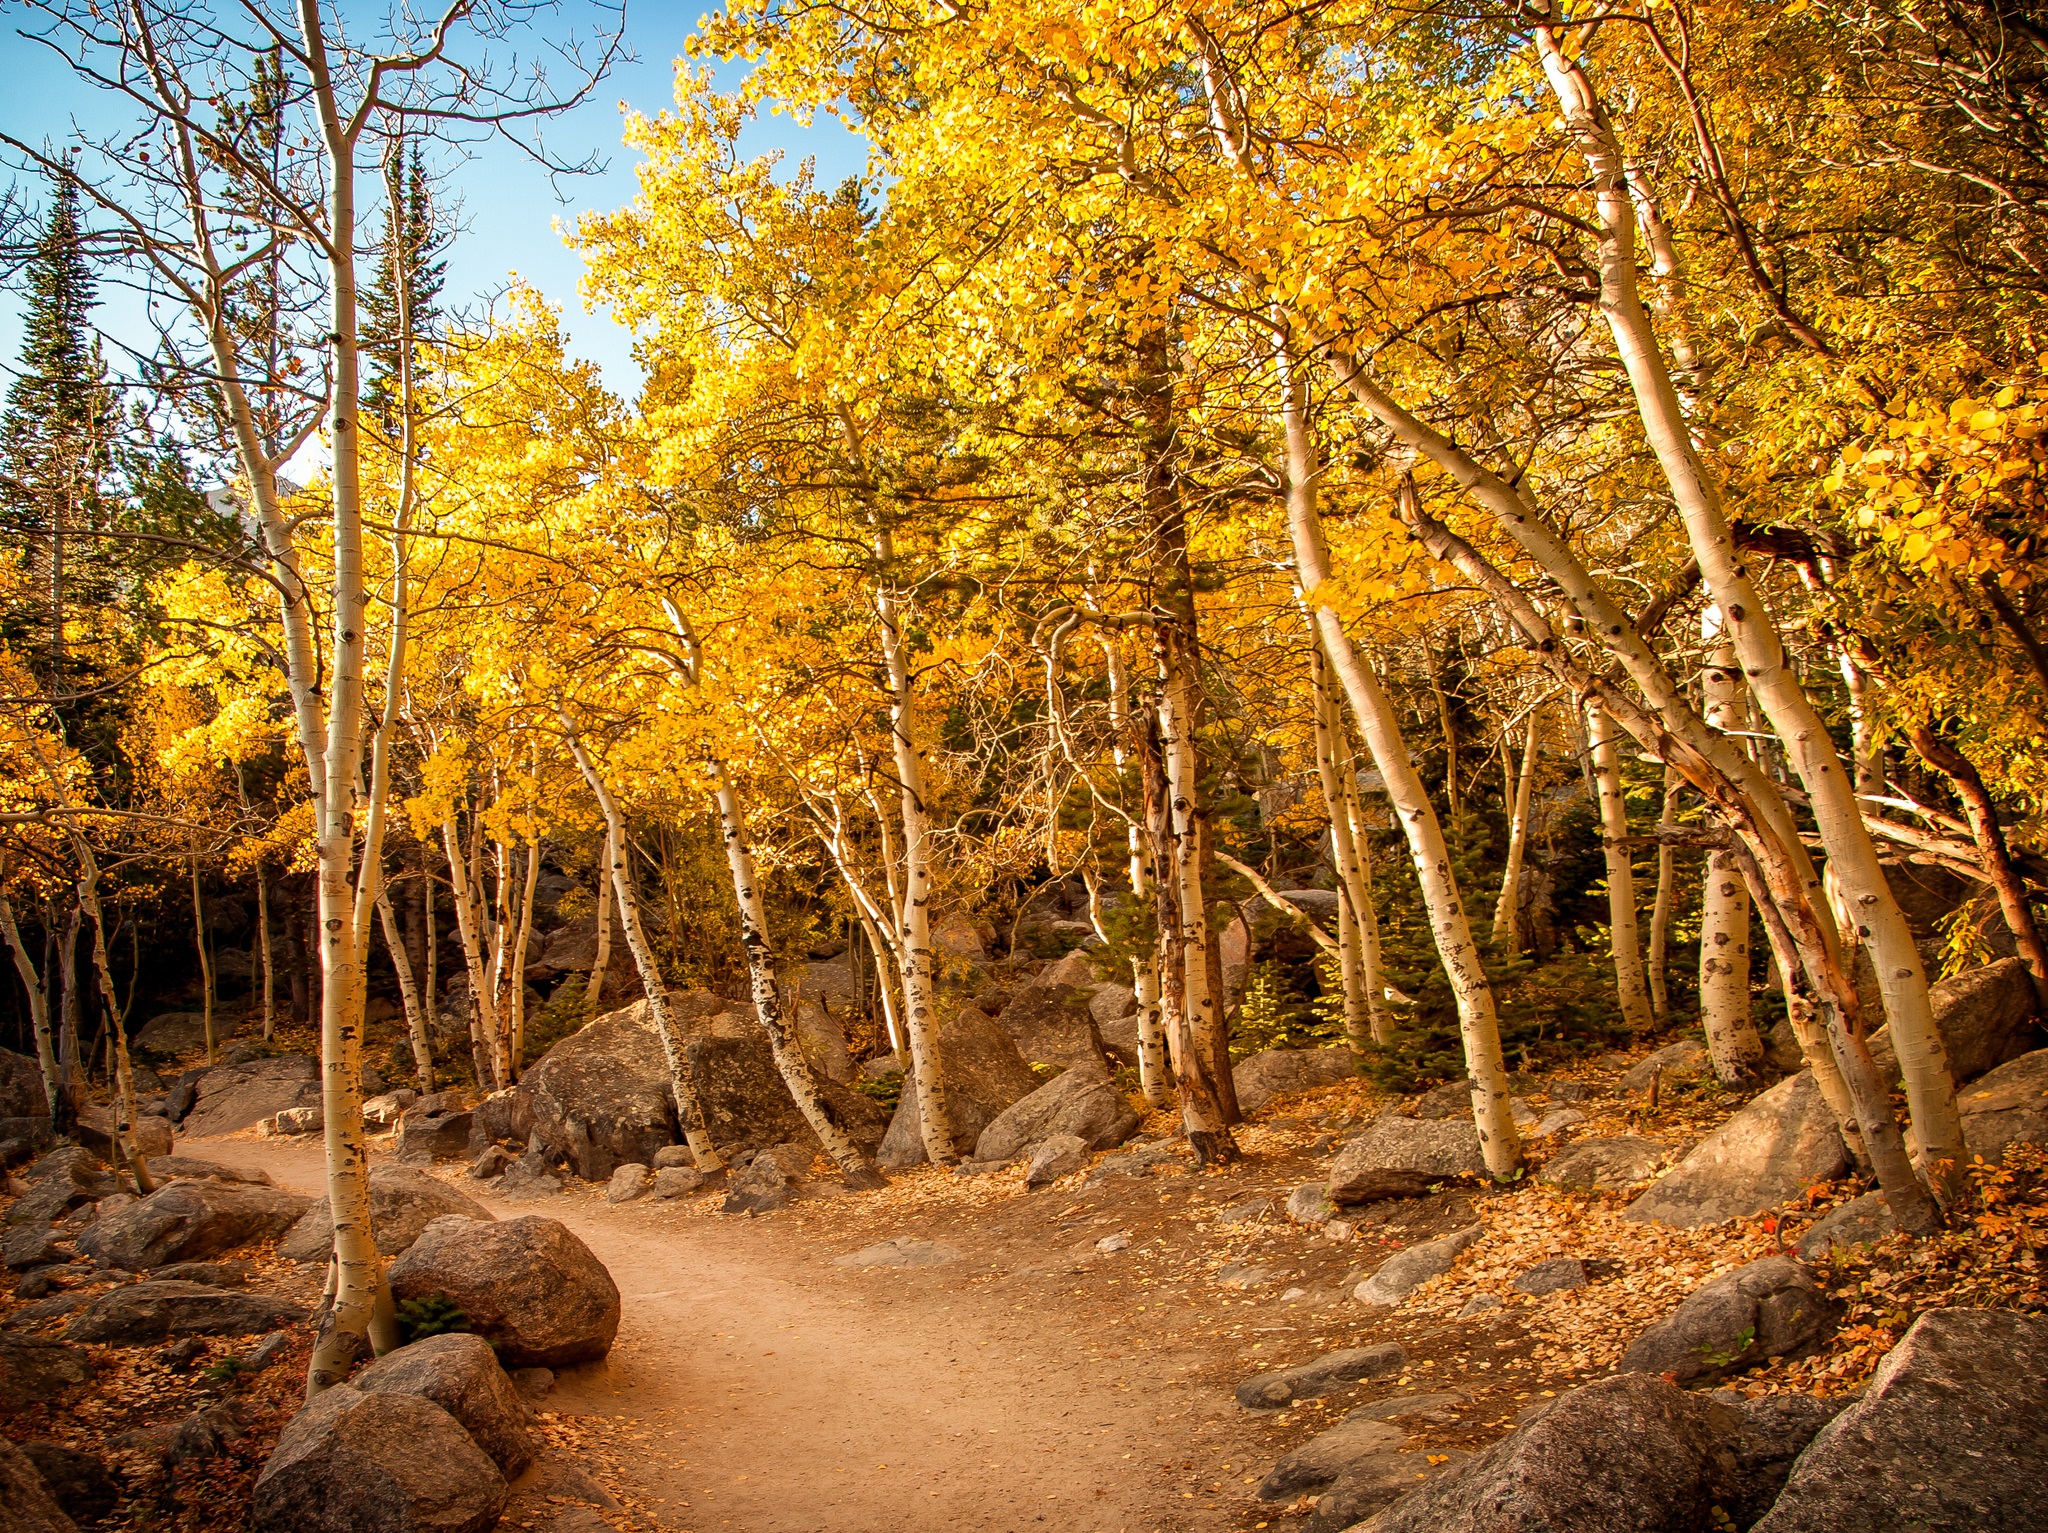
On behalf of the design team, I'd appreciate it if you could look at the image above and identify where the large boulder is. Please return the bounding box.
[1255,1416,1406,1500]
[687,1032,887,1162]
[1219,888,1342,1003]
[993,950,1114,1073]
[1327,1115,1489,1204]
[1796,1192,1897,1258]
[1357,1373,1744,1533]
[75,1109,172,1161]
[252,1385,506,1533]
[350,1332,535,1477]
[1753,1308,2048,1532]
[0,1436,77,1533]
[1539,1136,1669,1192]
[1232,1046,1358,1115]
[1303,1448,1468,1533]
[392,1108,476,1163]
[5,1150,109,1227]
[1624,1071,1847,1228]
[878,1007,1042,1169]
[516,1002,684,1180]
[179,1055,321,1138]
[1957,1047,2048,1167]
[134,1011,240,1056]
[1354,1226,1483,1308]
[145,1155,274,1187]
[1867,957,2042,1088]
[0,1335,93,1414]
[64,1280,306,1343]
[387,1215,619,1368]
[1619,1256,1835,1385]
[17,1440,119,1527]
[78,1178,312,1270]
[278,1166,493,1264]
[974,1064,1138,1163]
[0,1047,48,1117]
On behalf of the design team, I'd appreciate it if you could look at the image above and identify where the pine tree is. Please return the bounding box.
[361,143,447,434]
[0,166,119,693]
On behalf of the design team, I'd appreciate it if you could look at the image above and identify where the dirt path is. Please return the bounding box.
[193,1135,1265,1533]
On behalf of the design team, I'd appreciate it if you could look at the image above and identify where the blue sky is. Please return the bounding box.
[0,1,868,402]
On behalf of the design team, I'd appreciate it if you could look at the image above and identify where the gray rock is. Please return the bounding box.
[1722,1393,1849,1527]
[652,1166,706,1198]
[1457,1294,1503,1320]
[1867,957,2042,1088]
[63,1280,305,1343]
[0,1436,78,1533]
[604,1164,651,1204]
[1234,1343,1407,1409]
[1752,1308,2048,1532]
[362,1090,419,1127]
[1354,1225,1482,1307]
[514,1001,689,1180]
[1513,1257,1589,1296]
[1622,1039,1709,1094]
[877,1008,1041,1170]
[134,1011,241,1055]
[1625,1071,1847,1228]
[1619,1256,1835,1385]
[1302,1449,1468,1533]
[833,1237,960,1269]
[1344,1392,1469,1423]
[0,1116,56,1168]
[1796,1192,1897,1259]
[244,1331,294,1371]
[1412,1077,1475,1119]
[1216,1198,1272,1225]
[78,1179,312,1270]
[974,1065,1137,1163]
[688,1031,888,1162]
[387,1215,619,1368]
[352,1331,536,1477]
[652,1145,696,1169]
[1539,1136,1668,1192]
[392,1107,475,1162]
[509,1366,553,1400]
[152,1258,254,1286]
[1287,1182,1336,1225]
[18,1440,117,1526]
[1256,1416,1406,1499]
[1529,1109,1586,1138]
[1327,1116,1488,1203]
[1023,1133,1088,1187]
[994,949,1116,1073]
[1232,1047,1359,1115]
[1215,1263,1276,1289]
[3,1224,69,1272]
[145,1155,275,1187]
[1958,1047,2048,1167]
[272,1105,322,1135]
[5,1153,108,1227]
[251,1385,507,1533]
[279,1166,492,1266]
[493,1153,563,1200]
[179,1055,320,1138]
[165,1402,246,1466]
[0,1335,92,1413]
[1088,982,1137,1025]
[468,1145,515,1181]
[74,1111,172,1161]
[722,1142,806,1215]
[0,1049,48,1119]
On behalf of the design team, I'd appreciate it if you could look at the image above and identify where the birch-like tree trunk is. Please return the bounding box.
[239,765,276,1041]
[506,837,541,1078]
[1493,714,1539,954]
[377,887,433,1094]
[1700,621,1765,1082]
[585,825,615,1007]
[1646,763,1680,1023]
[1307,644,1376,1046]
[0,885,60,1116]
[188,843,216,1064]
[1588,698,1654,1031]
[870,518,958,1164]
[561,715,724,1171]
[1100,634,1169,1105]
[1277,348,1520,1174]
[440,813,501,1091]
[1529,16,1964,1190]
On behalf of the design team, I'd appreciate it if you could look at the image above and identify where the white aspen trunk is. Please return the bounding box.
[1646,762,1680,1022]
[585,825,614,1007]
[1700,621,1765,1082]
[486,838,512,1083]
[1493,714,1540,954]
[440,813,501,1090]
[507,837,541,1079]
[1278,343,1520,1174]
[0,887,60,1115]
[1101,633,1169,1105]
[1331,706,1389,1039]
[240,762,275,1042]
[376,887,432,1094]
[421,869,437,1021]
[188,844,216,1064]
[1530,17,1964,1190]
[561,715,724,1170]
[871,521,957,1164]
[1588,697,1654,1031]
[77,863,152,1196]
[1839,651,1884,797]
[1307,645,1373,1047]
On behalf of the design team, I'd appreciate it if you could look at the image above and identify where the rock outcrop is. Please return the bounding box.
[251,1385,507,1533]
[993,950,1115,1073]
[974,1064,1137,1163]
[878,1007,1042,1169]
[1866,957,2041,1087]
[1232,1046,1358,1115]
[1327,1115,1488,1203]
[78,1179,312,1270]
[1625,1072,1847,1228]
[277,1166,492,1264]
[386,1215,619,1368]
[64,1281,306,1343]
[1354,1226,1483,1308]
[178,1055,321,1138]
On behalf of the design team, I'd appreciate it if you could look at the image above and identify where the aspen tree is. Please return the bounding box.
[1493,714,1540,956]
[1588,697,1654,1032]
[1699,614,1764,1083]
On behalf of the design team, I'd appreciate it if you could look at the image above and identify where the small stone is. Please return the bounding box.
[510,1366,555,1400]
[1216,1263,1276,1289]
[1532,1109,1587,1138]
[652,1145,696,1169]
[605,1164,652,1203]
[244,1330,293,1371]
[1095,1233,1131,1252]
[1215,1198,1271,1225]
[1023,1133,1088,1187]
[1287,1182,1335,1226]
[1256,1417,1406,1499]
[1235,1344,1408,1409]
[653,1167,706,1198]
[1281,1287,1308,1301]
[469,1145,516,1181]
[1354,1226,1483,1307]
[1514,1257,1590,1295]
[1323,1220,1355,1243]
[274,1104,323,1135]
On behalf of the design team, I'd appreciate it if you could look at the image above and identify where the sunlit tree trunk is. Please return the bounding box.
[237,766,276,1040]
[506,837,541,1078]
[1101,634,1169,1105]
[585,825,614,1007]
[1646,762,1680,1022]
[376,887,432,1094]
[561,713,724,1171]
[1307,643,1376,1046]
[440,812,501,1089]
[188,840,216,1064]
[0,885,60,1116]
[1588,697,1654,1031]
[1493,714,1539,954]
[1531,16,1964,1192]
[1700,619,1765,1082]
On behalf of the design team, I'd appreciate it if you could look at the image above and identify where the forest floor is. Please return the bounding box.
[167,1049,2048,1533]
